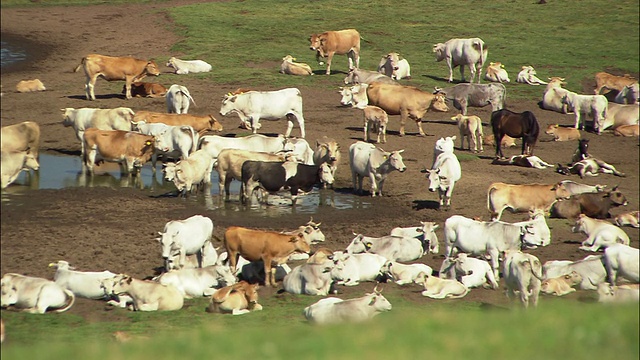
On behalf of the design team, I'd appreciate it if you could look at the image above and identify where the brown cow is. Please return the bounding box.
[594,72,638,95]
[483,133,517,148]
[615,211,640,228]
[224,226,312,287]
[82,128,155,175]
[122,82,167,98]
[16,79,46,93]
[350,82,449,136]
[309,29,360,75]
[206,281,262,315]
[487,182,572,220]
[132,111,223,133]
[549,188,628,219]
[613,124,639,137]
[74,54,160,100]
[545,124,581,141]
[1,121,41,161]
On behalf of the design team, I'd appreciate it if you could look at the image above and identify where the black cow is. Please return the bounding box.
[549,187,628,219]
[240,161,334,205]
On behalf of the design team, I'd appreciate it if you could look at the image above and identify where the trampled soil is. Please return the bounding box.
[1,1,638,323]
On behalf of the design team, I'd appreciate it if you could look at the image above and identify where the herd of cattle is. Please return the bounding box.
[1,27,639,330]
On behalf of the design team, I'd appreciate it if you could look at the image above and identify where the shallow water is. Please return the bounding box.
[1,41,26,68]
[4,154,370,216]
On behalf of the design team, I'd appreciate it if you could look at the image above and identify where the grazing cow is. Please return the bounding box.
[82,128,155,175]
[542,77,571,113]
[483,133,517,148]
[441,253,499,289]
[439,83,506,116]
[214,149,288,199]
[361,105,389,144]
[157,215,214,270]
[615,211,639,228]
[377,52,411,80]
[614,83,639,104]
[105,274,183,311]
[224,226,312,286]
[487,182,570,220]
[49,260,117,300]
[452,114,484,152]
[348,82,449,136]
[166,150,214,194]
[166,84,196,114]
[1,273,75,313]
[343,68,397,85]
[597,283,640,303]
[346,233,424,262]
[516,66,547,85]
[74,54,160,100]
[303,287,392,324]
[309,29,360,75]
[550,188,628,219]
[132,111,222,133]
[427,141,462,210]
[280,55,313,76]
[561,91,609,133]
[559,180,607,196]
[503,250,543,308]
[545,124,581,141]
[331,252,387,286]
[380,261,433,285]
[603,244,640,285]
[491,109,540,158]
[206,281,261,315]
[241,160,334,205]
[282,258,346,295]
[540,271,583,296]
[444,215,547,279]
[124,81,167,98]
[594,72,638,95]
[484,62,510,83]
[1,121,41,162]
[313,136,341,180]
[1,149,39,189]
[491,155,553,169]
[602,103,639,131]
[556,158,626,178]
[389,221,440,255]
[62,107,134,156]
[166,57,212,74]
[154,265,236,298]
[16,79,46,92]
[432,37,487,83]
[220,88,305,137]
[199,134,287,162]
[349,141,406,197]
[134,122,198,173]
[416,272,469,299]
[614,124,639,137]
[543,255,607,290]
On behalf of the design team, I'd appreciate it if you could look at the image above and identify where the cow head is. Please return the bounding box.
[432,43,446,62]
[318,163,335,186]
[157,225,184,261]
[0,276,19,308]
[309,33,329,58]
[604,188,628,206]
[519,224,543,247]
[430,93,449,112]
[166,57,177,68]
[418,221,439,254]
[215,266,238,287]
[551,182,572,200]
[368,290,393,312]
[346,234,367,254]
[385,149,406,172]
[144,60,161,77]
[301,217,325,244]
[426,168,444,193]
[208,115,224,132]
[61,108,75,127]
[111,274,133,295]
[317,140,340,162]
[291,233,312,254]
[220,94,239,116]
[435,136,456,154]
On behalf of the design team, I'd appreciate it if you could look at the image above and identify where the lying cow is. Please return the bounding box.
[560,180,607,196]
[542,77,571,114]
[280,55,313,76]
[491,155,553,169]
[346,233,424,263]
[343,68,397,85]
[389,221,440,255]
[440,253,499,289]
[309,29,360,75]
[516,66,547,85]
[82,128,155,175]
[543,255,607,290]
[154,265,236,298]
[438,83,506,115]
[1,273,75,313]
[166,84,196,114]
[123,81,167,98]
[614,83,639,105]
[62,107,134,156]
[303,287,392,324]
[486,181,571,220]
[573,214,630,252]
[105,274,183,311]
[503,250,543,308]
[484,62,510,83]
[615,211,639,228]
[16,79,46,92]
[331,252,387,286]
[452,114,484,152]
[603,243,639,285]
[206,281,262,315]
[483,133,517,148]
[597,283,640,304]
[1,149,39,189]
[74,54,160,100]
[282,258,345,295]
[613,124,639,137]
[601,103,639,131]
[433,37,487,83]
[594,72,637,95]
[132,111,223,133]
[540,271,582,296]
[550,187,628,219]
[545,124,581,141]
[416,272,469,299]
[377,52,411,80]
[166,57,212,74]
[349,141,406,197]
[380,261,433,285]
[49,260,117,300]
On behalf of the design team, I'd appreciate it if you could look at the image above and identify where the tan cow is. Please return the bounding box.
[82,128,155,175]
[224,226,312,287]
[74,54,160,100]
[544,124,581,141]
[309,29,360,75]
[484,62,510,83]
[452,114,484,152]
[280,55,313,76]
[615,211,639,228]
[1,149,40,189]
[540,271,583,296]
[123,82,167,98]
[594,72,638,94]
[1,121,41,160]
[206,281,262,315]
[132,111,223,133]
[487,182,572,220]
[361,105,389,143]
[107,274,183,311]
[613,124,639,137]
[16,79,46,92]
[483,133,516,148]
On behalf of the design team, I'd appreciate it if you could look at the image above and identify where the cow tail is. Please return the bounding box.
[487,185,497,213]
[55,288,76,313]
[73,57,85,73]
[526,260,544,281]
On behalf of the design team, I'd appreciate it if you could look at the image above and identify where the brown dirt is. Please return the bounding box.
[1,2,638,321]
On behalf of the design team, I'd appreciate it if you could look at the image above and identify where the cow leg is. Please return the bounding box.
[124,78,133,100]
[284,115,295,138]
[519,284,529,308]
[399,110,408,136]
[459,64,466,83]
[415,117,426,137]
[364,120,369,142]
[86,147,98,175]
[381,124,387,143]
[351,170,358,193]
[369,173,379,197]
[530,280,541,307]
[488,250,500,280]
[325,52,335,75]
[446,58,454,82]
[469,64,477,84]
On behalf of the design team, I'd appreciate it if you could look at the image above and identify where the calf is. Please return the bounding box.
[427,146,462,209]
[562,91,609,133]
[49,260,117,299]
[377,52,411,80]
[543,255,606,290]
[603,244,639,285]
[452,114,484,152]
[303,287,392,325]
[615,211,639,228]
[82,128,155,175]
[545,124,581,141]
[550,188,628,219]
[483,134,516,148]
[416,272,469,299]
[572,214,630,252]
[105,274,183,311]
[540,271,582,296]
[166,84,196,114]
[362,105,389,144]
[516,66,547,85]
[1,273,75,313]
[16,79,46,92]
[380,261,433,285]
[447,253,499,289]
[503,250,543,308]
[594,72,637,95]
[206,281,261,315]
[124,81,167,98]
[280,55,313,76]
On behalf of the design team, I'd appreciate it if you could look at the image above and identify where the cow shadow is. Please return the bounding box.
[422,74,465,85]
[50,148,81,157]
[412,199,441,210]
[311,69,350,76]
[67,94,124,100]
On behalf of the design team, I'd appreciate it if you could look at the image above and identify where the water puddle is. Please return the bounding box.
[4,154,371,216]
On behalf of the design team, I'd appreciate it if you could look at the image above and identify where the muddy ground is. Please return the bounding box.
[1,1,638,322]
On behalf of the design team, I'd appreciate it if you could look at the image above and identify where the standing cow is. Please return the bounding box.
[166,84,196,114]
[349,141,406,197]
[157,215,214,271]
[427,136,462,210]
[62,107,134,157]
[309,29,360,75]
[439,83,506,116]
[433,37,488,83]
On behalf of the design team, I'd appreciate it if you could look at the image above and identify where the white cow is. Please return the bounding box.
[303,287,392,324]
[377,52,411,80]
[452,114,484,153]
[349,141,406,197]
[61,107,134,156]
[166,57,212,74]
[516,66,547,85]
[445,253,499,289]
[601,103,639,131]
[134,122,198,173]
[603,244,639,285]
[219,88,306,138]
[389,221,440,254]
[49,260,117,299]
[280,55,313,76]
[105,274,183,311]
[199,134,288,161]
[559,180,607,196]
[561,91,609,133]
[165,149,215,195]
[154,265,237,298]
[1,273,75,314]
[282,259,346,296]
[157,215,214,270]
[166,84,196,114]
[542,77,571,113]
[503,250,543,308]
[346,233,423,262]
[343,69,397,85]
[380,261,433,285]
[484,62,510,83]
[332,252,388,286]
[432,37,487,83]
[597,283,640,303]
[1,149,40,189]
[543,255,607,290]
[416,272,469,299]
[167,242,220,270]
[614,83,639,105]
[572,214,630,252]
[427,138,462,209]
[283,137,315,164]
